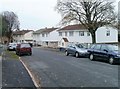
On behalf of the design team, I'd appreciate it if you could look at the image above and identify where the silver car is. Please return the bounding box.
[65,44,88,58]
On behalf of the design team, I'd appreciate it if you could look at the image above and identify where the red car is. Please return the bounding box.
[16,43,32,56]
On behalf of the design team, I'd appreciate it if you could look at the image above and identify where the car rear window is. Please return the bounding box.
[21,44,31,48]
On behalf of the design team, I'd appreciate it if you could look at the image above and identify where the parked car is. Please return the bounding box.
[88,44,120,64]
[65,44,88,58]
[16,43,32,56]
[7,43,17,51]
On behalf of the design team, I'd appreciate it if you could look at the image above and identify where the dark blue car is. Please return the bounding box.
[88,44,120,64]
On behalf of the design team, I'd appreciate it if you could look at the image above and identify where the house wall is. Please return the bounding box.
[24,31,33,43]
[58,39,69,48]
[59,30,92,43]
[13,34,24,43]
[96,26,118,43]
[33,34,42,45]
[58,26,118,48]
[13,31,34,43]
[33,29,60,47]
[32,26,118,48]
[48,42,58,48]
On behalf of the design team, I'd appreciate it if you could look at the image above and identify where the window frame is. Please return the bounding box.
[59,32,62,36]
[69,31,74,36]
[106,30,110,36]
[79,31,84,36]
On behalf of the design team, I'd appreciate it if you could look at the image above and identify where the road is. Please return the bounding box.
[21,47,119,87]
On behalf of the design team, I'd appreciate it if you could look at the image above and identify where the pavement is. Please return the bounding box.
[2,50,36,89]
[21,47,119,88]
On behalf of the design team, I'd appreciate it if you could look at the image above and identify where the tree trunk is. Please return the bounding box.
[91,32,96,44]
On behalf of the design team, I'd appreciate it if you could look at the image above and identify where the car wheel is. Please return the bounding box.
[75,52,79,58]
[89,54,94,61]
[109,57,114,65]
[65,51,69,56]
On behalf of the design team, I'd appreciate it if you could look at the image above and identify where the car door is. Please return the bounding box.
[99,45,109,60]
[71,45,77,55]
[93,44,101,59]
[66,45,71,54]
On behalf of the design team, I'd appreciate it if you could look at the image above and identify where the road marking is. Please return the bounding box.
[19,57,41,88]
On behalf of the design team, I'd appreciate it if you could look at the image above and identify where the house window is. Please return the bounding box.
[42,34,45,37]
[87,32,90,36]
[106,30,110,36]
[59,32,62,36]
[69,31,74,36]
[79,31,84,36]
[65,32,67,36]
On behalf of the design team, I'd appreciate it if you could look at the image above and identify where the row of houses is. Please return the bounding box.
[12,24,118,48]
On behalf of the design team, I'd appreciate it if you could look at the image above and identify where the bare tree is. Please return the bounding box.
[56,0,116,43]
[1,11,20,43]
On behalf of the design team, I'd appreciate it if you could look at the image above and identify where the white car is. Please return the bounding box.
[7,43,17,51]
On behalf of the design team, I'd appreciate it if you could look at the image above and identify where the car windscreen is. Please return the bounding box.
[107,45,118,51]
[75,44,84,48]
[21,44,31,48]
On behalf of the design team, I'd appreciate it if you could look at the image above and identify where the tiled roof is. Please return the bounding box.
[33,27,58,34]
[13,30,33,35]
[58,24,87,31]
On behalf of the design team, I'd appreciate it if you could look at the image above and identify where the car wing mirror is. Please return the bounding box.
[103,49,108,52]
[73,47,76,49]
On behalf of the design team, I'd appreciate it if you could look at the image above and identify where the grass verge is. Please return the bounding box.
[5,50,19,60]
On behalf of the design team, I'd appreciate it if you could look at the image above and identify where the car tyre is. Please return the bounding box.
[75,52,79,58]
[65,51,69,56]
[109,57,114,65]
[89,54,94,61]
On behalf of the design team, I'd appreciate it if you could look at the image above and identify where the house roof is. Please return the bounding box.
[33,27,58,34]
[62,38,69,42]
[13,30,33,35]
[58,24,87,31]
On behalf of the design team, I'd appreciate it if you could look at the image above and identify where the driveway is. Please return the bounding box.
[21,47,119,87]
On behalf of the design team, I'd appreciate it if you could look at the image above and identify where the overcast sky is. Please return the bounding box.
[0,0,120,30]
